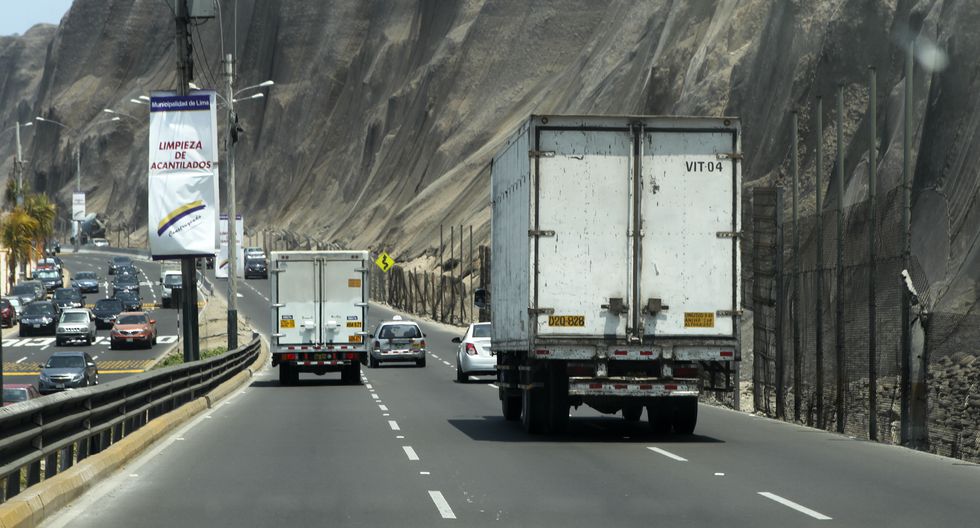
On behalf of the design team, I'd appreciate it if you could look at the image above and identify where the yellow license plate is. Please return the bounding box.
[548,315,585,327]
[280,319,295,328]
[348,279,362,288]
[348,335,362,343]
[346,321,362,328]
[684,312,715,328]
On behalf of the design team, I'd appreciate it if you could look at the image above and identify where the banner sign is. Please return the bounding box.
[216,215,244,279]
[71,192,85,221]
[147,91,220,259]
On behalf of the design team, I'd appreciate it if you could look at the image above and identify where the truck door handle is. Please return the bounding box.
[643,298,668,315]
[601,297,628,316]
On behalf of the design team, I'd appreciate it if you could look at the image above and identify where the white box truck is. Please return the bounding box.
[485,115,741,434]
[270,250,370,385]
[159,261,182,308]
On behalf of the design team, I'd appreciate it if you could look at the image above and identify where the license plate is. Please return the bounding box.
[126,338,133,343]
[548,315,585,327]
[33,324,40,328]
[55,384,64,389]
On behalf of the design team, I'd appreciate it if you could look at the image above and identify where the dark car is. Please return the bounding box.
[244,257,268,279]
[20,301,59,336]
[70,271,100,293]
[92,298,125,329]
[111,273,140,296]
[52,287,85,311]
[10,285,37,306]
[107,256,133,275]
[0,298,15,328]
[116,265,139,277]
[2,384,41,406]
[37,351,98,395]
[34,269,63,293]
[113,290,142,312]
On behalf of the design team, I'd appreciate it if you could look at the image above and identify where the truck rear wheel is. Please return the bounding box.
[622,405,643,422]
[546,366,569,433]
[647,400,672,434]
[673,397,698,434]
[501,389,521,421]
[521,387,548,434]
[341,362,361,385]
[279,364,296,386]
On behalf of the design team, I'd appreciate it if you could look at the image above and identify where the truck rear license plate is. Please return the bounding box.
[684,312,715,328]
[548,315,585,327]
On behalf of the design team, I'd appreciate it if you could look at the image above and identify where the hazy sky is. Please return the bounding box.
[0,0,74,36]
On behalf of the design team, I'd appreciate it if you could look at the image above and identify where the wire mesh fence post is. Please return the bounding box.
[791,110,802,423]
[775,186,786,420]
[814,96,826,430]
[868,66,879,441]
[835,85,847,433]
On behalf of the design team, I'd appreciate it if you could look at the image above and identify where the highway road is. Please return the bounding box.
[1,250,181,387]
[43,267,980,528]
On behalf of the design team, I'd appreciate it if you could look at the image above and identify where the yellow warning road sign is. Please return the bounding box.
[375,252,395,273]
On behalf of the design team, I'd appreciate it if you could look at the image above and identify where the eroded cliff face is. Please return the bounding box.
[0,0,976,312]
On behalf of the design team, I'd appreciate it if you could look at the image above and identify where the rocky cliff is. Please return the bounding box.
[0,0,976,315]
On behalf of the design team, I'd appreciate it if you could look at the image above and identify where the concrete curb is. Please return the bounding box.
[0,340,270,528]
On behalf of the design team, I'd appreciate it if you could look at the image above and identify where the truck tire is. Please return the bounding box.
[647,400,672,434]
[672,397,698,434]
[546,365,569,433]
[522,387,549,434]
[622,405,643,422]
[341,362,361,385]
[501,389,521,421]
[279,364,294,386]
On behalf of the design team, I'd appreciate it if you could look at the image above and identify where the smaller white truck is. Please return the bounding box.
[270,250,370,385]
[159,261,183,308]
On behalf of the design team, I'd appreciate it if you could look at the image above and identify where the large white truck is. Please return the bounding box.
[270,250,371,385]
[159,261,182,308]
[486,115,741,434]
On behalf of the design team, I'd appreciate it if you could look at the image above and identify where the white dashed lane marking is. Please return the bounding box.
[758,492,832,520]
[402,446,419,461]
[428,491,457,519]
[647,447,688,462]
[388,420,400,431]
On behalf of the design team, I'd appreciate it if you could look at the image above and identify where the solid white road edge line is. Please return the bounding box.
[647,447,688,462]
[428,490,457,519]
[402,446,419,461]
[758,492,832,520]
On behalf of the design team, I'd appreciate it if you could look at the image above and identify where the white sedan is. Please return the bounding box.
[452,322,494,382]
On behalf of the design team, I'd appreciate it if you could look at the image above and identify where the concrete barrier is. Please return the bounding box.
[0,339,269,528]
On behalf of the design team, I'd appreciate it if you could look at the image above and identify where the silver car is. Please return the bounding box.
[56,308,97,346]
[452,322,494,382]
[368,316,426,368]
[38,351,98,394]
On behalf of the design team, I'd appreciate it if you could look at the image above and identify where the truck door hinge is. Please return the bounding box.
[716,231,742,239]
[716,310,744,317]
[601,298,628,316]
[528,229,555,237]
[529,150,555,158]
[643,298,668,315]
[717,152,743,161]
[528,308,555,316]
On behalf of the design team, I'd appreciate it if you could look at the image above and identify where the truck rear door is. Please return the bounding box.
[274,256,319,345]
[640,128,739,337]
[319,257,367,347]
[532,127,633,339]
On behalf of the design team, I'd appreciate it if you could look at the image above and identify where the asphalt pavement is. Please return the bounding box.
[41,267,980,528]
[2,250,181,387]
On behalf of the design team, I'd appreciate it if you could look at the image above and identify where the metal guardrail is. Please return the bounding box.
[0,333,261,502]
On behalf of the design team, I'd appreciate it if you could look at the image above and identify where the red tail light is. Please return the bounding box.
[345,353,358,360]
[465,343,478,356]
[420,340,426,348]
[281,353,297,361]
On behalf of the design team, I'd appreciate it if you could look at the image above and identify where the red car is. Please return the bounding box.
[0,298,14,327]
[3,384,41,406]
[110,311,158,349]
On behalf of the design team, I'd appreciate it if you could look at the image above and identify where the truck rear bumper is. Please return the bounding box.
[567,378,699,397]
[516,344,737,362]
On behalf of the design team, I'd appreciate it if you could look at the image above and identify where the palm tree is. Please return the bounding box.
[1,208,40,286]
[24,193,56,257]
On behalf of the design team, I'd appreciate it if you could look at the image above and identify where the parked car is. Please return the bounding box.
[34,269,63,293]
[20,301,59,336]
[368,316,426,368]
[107,256,133,275]
[110,311,157,349]
[4,296,23,323]
[452,322,494,382]
[2,384,41,406]
[10,283,43,305]
[37,351,98,394]
[91,238,109,248]
[91,298,125,329]
[111,273,140,296]
[244,256,268,279]
[56,308,96,346]
[113,290,142,311]
[0,298,15,327]
[52,287,85,311]
[70,271,101,293]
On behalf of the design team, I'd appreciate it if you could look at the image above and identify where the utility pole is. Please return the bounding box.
[15,122,24,206]
[900,38,913,446]
[225,52,239,350]
[175,0,200,362]
[74,148,81,251]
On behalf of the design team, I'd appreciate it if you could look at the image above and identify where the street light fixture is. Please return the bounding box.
[232,93,264,103]
[103,108,140,122]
